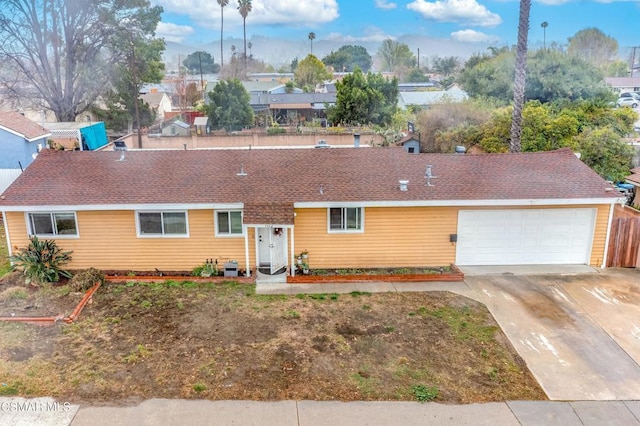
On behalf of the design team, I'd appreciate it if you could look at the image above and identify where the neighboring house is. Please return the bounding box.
[605,77,640,93]
[0,111,51,194]
[398,82,436,92]
[250,92,336,124]
[0,148,623,281]
[139,91,172,121]
[267,84,304,95]
[247,73,294,83]
[397,134,420,154]
[625,167,640,206]
[398,84,468,111]
[42,122,109,151]
[159,118,190,137]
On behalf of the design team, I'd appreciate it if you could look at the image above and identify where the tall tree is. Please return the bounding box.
[322,45,372,72]
[377,39,415,72]
[294,54,331,91]
[308,32,316,54]
[509,0,531,152]
[183,51,218,74]
[328,67,398,126]
[237,0,252,70]
[217,0,229,70]
[207,79,254,131]
[0,0,163,122]
[91,38,165,133]
[567,28,618,68]
[432,56,460,77]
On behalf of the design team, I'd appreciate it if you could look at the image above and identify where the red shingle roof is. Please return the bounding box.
[0,111,50,141]
[0,147,620,207]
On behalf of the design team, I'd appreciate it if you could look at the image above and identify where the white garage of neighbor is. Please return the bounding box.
[455,208,597,265]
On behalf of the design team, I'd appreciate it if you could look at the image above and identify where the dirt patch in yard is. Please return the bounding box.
[0,275,546,404]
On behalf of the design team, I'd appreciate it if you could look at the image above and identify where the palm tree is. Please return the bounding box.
[509,0,531,153]
[217,0,229,71]
[237,0,252,70]
[308,32,316,54]
[541,21,548,50]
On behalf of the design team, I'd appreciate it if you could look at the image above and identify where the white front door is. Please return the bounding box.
[257,226,288,274]
[455,208,596,265]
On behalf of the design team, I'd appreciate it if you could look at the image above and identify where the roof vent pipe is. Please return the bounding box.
[354,133,360,148]
[399,180,409,191]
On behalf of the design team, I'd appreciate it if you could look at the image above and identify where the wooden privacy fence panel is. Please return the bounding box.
[607,206,640,268]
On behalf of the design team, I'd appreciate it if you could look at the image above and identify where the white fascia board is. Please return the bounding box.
[1,203,244,212]
[0,124,51,142]
[26,133,52,142]
[293,198,623,209]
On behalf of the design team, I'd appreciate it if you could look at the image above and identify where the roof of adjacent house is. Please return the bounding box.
[626,168,640,186]
[140,92,168,107]
[0,148,621,210]
[0,111,51,142]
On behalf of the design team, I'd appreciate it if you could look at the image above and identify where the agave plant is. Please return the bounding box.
[10,236,73,284]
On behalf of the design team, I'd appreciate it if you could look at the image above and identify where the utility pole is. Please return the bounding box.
[631,47,639,77]
[417,48,420,69]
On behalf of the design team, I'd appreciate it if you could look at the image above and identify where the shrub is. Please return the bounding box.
[192,261,218,277]
[69,268,105,292]
[411,384,439,402]
[267,126,286,135]
[10,237,72,285]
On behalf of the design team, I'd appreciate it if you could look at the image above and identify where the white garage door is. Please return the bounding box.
[456,208,596,265]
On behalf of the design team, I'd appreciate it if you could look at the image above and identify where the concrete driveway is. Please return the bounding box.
[463,268,640,400]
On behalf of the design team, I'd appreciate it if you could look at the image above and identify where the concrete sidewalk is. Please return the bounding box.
[2,398,640,426]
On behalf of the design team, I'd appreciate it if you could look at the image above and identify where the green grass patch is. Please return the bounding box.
[411,384,439,402]
[351,370,378,397]
[192,383,207,393]
[429,306,498,342]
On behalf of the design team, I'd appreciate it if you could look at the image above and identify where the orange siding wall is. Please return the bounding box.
[591,204,611,267]
[5,210,252,272]
[3,203,612,271]
[293,204,612,269]
[293,207,458,268]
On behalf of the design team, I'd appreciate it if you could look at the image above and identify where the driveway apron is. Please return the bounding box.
[465,270,640,400]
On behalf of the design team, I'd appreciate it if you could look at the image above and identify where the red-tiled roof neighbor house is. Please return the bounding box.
[0,147,624,278]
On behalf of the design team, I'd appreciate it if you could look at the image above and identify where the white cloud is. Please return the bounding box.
[407,0,502,27]
[152,0,339,31]
[325,26,394,43]
[156,22,195,43]
[451,29,500,43]
[375,0,397,9]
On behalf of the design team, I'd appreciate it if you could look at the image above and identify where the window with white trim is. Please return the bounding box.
[27,212,78,237]
[137,211,188,236]
[216,211,243,236]
[328,207,363,232]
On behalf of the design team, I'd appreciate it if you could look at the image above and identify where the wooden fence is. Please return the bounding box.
[606,205,640,268]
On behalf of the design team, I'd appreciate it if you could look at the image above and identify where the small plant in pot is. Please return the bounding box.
[300,262,310,275]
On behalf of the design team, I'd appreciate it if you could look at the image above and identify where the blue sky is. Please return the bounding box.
[152,0,639,58]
